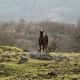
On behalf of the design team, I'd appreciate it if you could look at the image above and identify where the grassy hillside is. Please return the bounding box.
[0,50,80,80]
[0,45,23,52]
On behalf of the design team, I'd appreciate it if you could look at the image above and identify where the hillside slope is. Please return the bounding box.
[0,51,80,80]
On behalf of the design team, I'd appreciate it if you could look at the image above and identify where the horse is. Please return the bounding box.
[38,31,48,52]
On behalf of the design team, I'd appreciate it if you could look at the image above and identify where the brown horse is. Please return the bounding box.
[38,31,48,52]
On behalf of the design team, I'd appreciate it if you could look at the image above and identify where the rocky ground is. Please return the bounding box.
[0,51,80,80]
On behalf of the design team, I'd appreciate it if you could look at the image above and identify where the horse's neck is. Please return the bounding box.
[40,35,43,37]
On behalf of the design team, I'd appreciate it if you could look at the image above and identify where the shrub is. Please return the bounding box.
[48,41,57,52]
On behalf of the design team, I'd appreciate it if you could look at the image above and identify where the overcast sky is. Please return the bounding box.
[0,0,80,23]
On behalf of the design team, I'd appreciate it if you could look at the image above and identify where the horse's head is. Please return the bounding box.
[40,30,44,37]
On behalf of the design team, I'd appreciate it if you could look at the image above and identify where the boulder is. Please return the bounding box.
[47,70,59,78]
[52,55,68,60]
[18,56,28,64]
[29,51,53,60]
[28,51,68,60]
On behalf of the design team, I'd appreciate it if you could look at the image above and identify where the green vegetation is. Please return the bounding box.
[0,50,80,80]
[0,49,3,54]
[0,45,23,52]
[48,41,57,52]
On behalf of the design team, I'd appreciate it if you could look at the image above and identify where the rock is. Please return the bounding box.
[52,55,68,60]
[18,56,28,64]
[29,51,53,60]
[39,63,48,67]
[28,51,68,60]
[47,70,59,78]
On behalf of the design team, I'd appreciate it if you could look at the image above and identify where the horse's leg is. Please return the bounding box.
[43,45,44,52]
[44,44,48,53]
[39,45,41,52]
[46,45,47,52]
